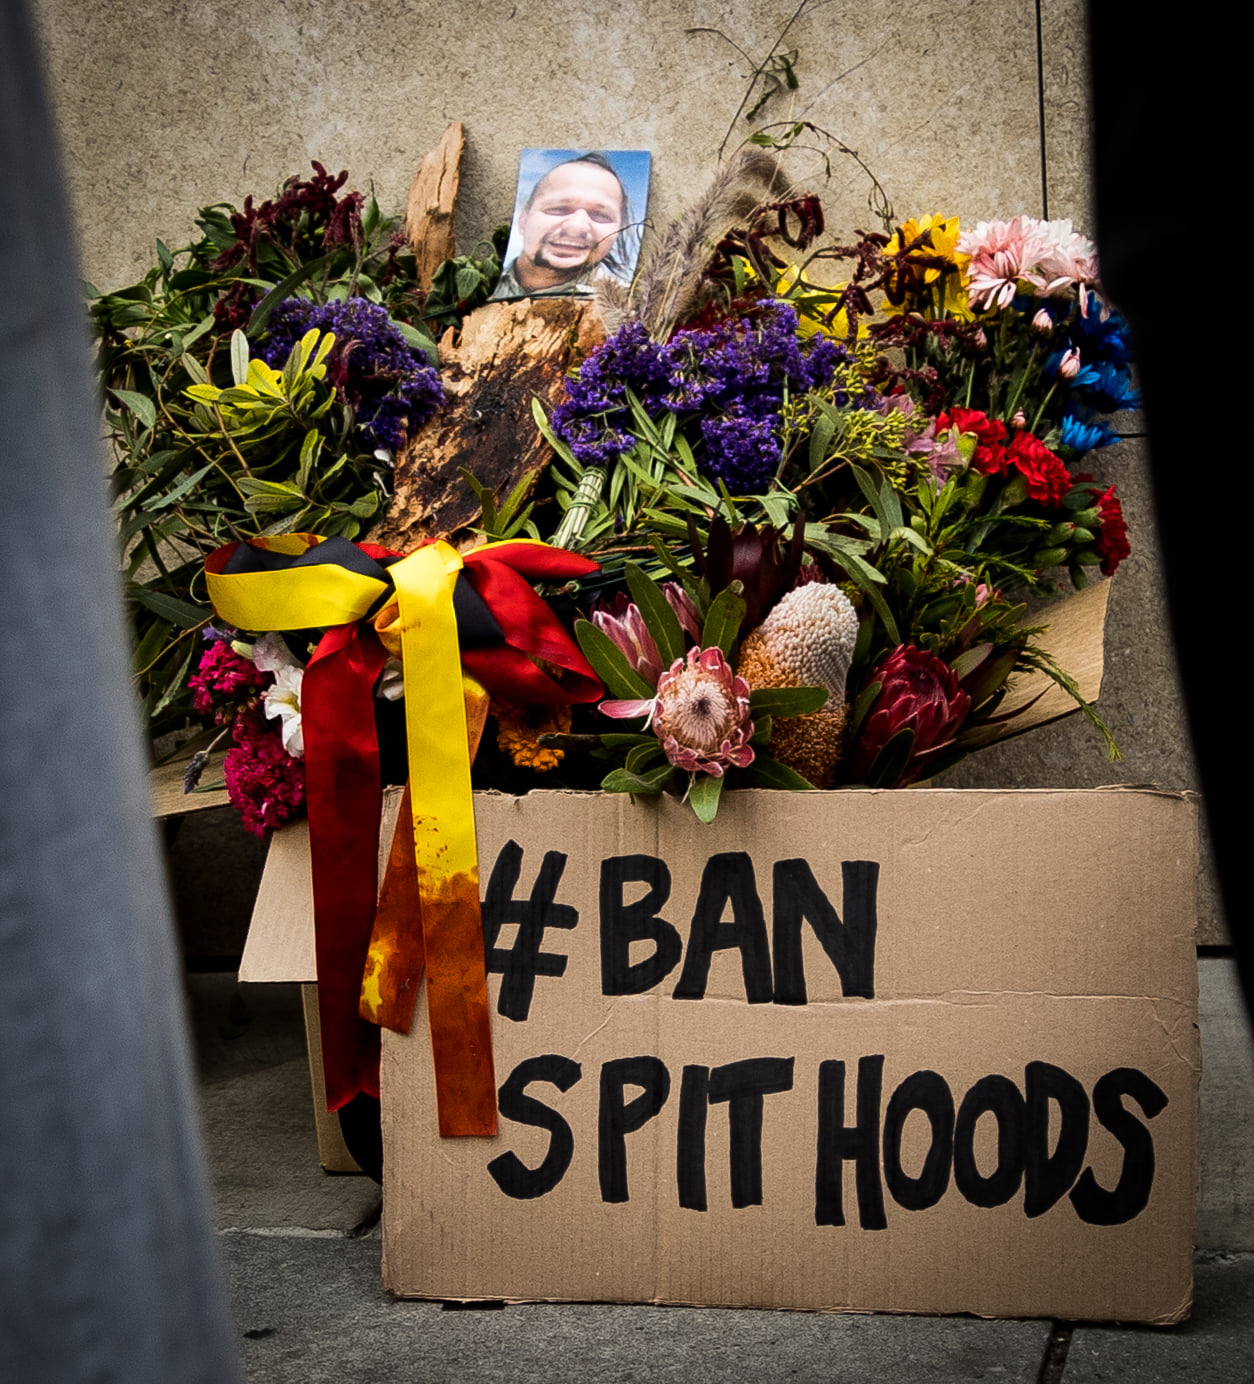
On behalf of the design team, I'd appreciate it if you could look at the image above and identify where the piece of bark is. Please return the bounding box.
[371,298,606,552]
[405,122,464,292]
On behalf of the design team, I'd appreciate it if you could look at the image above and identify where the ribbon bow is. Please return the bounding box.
[206,534,599,1135]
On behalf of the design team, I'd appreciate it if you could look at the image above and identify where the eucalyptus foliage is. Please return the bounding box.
[88,165,498,740]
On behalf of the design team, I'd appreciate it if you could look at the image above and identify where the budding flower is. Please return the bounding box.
[1058,347,1082,380]
[971,328,988,350]
[1031,308,1053,335]
[1011,409,1027,431]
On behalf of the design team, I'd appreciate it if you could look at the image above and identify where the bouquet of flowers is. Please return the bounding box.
[97,155,1133,833]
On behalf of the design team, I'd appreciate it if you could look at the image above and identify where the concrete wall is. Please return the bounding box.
[31,0,1252,1245]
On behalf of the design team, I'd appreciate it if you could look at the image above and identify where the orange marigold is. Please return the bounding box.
[493,701,571,772]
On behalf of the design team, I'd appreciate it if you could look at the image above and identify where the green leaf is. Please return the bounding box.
[863,727,915,788]
[624,561,685,667]
[748,685,827,717]
[687,773,724,823]
[230,329,250,386]
[455,263,484,300]
[148,463,214,509]
[701,583,746,659]
[181,352,208,385]
[531,396,577,466]
[625,740,665,773]
[848,679,883,740]
[574,619,654,699]
[599,733,658,749]
[111,388,157,431]
[395,319,438,367]
[130,617,171,674]
[244,252,335,336]
[297,428,321,493]
[602,764,675,796]
[739,755,817,790]
[150,637,197,717]
[128,586,209,629]
[808,412,836,473]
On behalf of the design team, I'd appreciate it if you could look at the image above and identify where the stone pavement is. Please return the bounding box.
[191,974,1254,1383]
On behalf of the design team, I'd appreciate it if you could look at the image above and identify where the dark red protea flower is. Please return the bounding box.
[852,644,971,786]
[688,514,805,628]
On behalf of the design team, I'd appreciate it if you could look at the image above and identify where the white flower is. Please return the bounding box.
[263,664,305,758]
[376,656,405,702]
[251,631,301,675]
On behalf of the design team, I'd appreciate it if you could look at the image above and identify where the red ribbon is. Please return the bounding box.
[302,622,388,1110]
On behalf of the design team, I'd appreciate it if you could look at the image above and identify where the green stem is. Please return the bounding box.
[552,466,607,551]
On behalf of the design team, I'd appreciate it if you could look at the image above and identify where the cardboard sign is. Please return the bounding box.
[382,788,1198,1323]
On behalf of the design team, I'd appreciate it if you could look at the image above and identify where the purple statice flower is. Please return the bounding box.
[552,321,668,468]
[261,296,443,453]
[552,301,843,493]
[700,409,781,491]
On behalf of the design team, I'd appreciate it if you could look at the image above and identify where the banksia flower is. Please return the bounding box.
[736,583,859,787]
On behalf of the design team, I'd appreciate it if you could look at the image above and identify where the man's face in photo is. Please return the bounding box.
[518,161,626,280]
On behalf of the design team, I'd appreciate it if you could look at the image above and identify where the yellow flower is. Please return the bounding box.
[882,215,972,319]
[773,264,865,341]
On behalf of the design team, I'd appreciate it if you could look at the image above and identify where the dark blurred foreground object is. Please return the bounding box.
[1088,12,1244,1008]
[0,3,242,1379]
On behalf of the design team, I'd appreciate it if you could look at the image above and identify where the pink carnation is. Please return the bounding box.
[188,639,264,717]
[222,711,306,837]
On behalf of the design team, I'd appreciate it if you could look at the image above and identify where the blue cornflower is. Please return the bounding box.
[1073,361,1139,412]
[1059,411,1117,454]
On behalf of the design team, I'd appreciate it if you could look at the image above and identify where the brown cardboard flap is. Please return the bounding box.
[240,788,403,983]
[998,578,1111,735]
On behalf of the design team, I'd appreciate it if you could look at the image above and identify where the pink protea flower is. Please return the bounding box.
[852,645,971,786]
[601,647,755,778]
[959,215,1049,311]
[592,592,663,684]
[664,583,703,644]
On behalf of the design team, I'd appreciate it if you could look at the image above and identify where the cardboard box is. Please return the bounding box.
[378,787,1198,1323]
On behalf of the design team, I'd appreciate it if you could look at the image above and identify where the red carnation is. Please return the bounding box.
[188,639,264,718]
[223,710,306,837]
[1093,485,1131,576]
[938,407,1008,475]
[938,406,1006,449]
[1006,432,1072,506]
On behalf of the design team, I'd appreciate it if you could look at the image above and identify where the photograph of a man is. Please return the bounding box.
[491,148,651,301]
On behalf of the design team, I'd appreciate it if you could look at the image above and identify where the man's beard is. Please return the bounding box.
[533,234,606,273]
